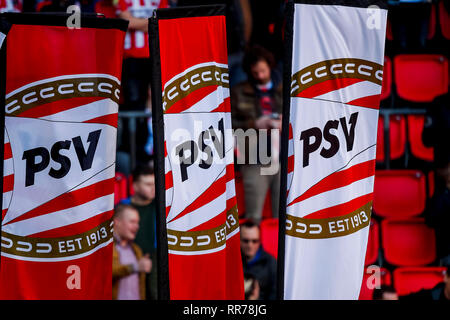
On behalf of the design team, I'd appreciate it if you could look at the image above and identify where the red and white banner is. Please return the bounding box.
[280,1,387,299]
[0,14,127,299]
[150,6,244,300]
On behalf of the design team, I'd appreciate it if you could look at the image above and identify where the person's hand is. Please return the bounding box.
[270,118,282,131]
[255,116,272,129]
[248,280,260,300]
[137,254,152,273]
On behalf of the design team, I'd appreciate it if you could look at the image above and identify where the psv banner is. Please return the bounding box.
[0,13,127,299]
[279,1,387,299]
[149,6,244,299]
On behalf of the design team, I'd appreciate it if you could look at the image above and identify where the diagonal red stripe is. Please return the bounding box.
[5,177,115,226]
[2,208,8,220]
[303,193,373,219]
[165,85,218,114]
[84,113,118,128]
[4,143,12,160]
[168,173,227,224]
[3,174,14,193]
[296,78,364,99]
[165,170,173,190]
[211,97,231,113]
[288,155,294,173]
[289,123,293,139]
[188,207,227,232]
[288,159,376,208]
[346,94,381,110]
[28,209,114,238]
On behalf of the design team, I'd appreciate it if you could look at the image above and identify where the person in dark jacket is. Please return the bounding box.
[401,266,450,301]
[231,45,282,224]
[240,220,277,300]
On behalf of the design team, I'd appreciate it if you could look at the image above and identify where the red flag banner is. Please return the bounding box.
[149,6,245,300]
[0,13,127,299]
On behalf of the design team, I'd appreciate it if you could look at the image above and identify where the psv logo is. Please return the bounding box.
[2,74,118,261]
[23,130,101,187]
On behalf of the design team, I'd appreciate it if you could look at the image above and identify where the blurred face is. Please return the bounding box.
[250,60,271,85]
[240,226,261,260]
[134,174,155,201]
[382,292,399,300]
[114,208,140,242]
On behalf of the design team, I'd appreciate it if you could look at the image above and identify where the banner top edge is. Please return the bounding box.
[0,13,129,32]
[292,0,388,10]
[155,5,226,20]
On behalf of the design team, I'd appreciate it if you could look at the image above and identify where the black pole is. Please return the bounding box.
[276,0,294,301]
[148,14,170,300]
[0,17,10,272]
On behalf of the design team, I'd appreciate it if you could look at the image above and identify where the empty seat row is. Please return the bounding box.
[376,114,434,162]
[386,0,450,47]
[373,169,427,218]
[381,55,448,104]
[359,266,446,299]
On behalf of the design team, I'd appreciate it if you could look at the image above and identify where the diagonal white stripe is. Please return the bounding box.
[183,86,230,113]
[314,81,381,104]
[286,176,375,218]
[167,192,227,232]
[2,194,114,236]
[39,99,118,123]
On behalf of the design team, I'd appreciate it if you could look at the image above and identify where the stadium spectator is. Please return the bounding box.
[121,164,158,299]
[240,220,277,300]
[0,0,22,12]
[372,285,399,300]
[423,94,450,266]
[231,45,282,223]
[112,204,152,300]
[401,266,450,301]
[244,273,260,300]
[115,0,168,164]
[425,160,450,266]
[176,0,253,87]
[248,0,284,67]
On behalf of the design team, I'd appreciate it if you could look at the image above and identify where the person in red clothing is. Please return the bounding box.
[0,0,21,12]
[115,0,168,165]
[116,0,169,111]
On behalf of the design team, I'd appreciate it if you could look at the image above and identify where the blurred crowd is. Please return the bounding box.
[2,0,449,301]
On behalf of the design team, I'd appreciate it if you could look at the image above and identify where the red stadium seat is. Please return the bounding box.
[407,115,434,162]
[380,56,392,101]
[127,175,135,196]
[393,54,448,103]
[373,170,426,218]
[359,267,391,300]
[376,115,406,162]
[260,218,278,259]
[365,219,379,266]
[262,191,273,220]
[393,267,446,296]
[114,172,128,205]
[381,218,436,267]
[439,0,450,40]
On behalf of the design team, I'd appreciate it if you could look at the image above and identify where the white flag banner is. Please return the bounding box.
[279,0,387,300]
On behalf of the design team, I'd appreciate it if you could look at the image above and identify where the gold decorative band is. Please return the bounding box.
[291,58,383,97]
[1,219,113,259]
[286,202,372,239]
[167,205,239,252]
[163,64,229,113]
[6,76,121,116]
